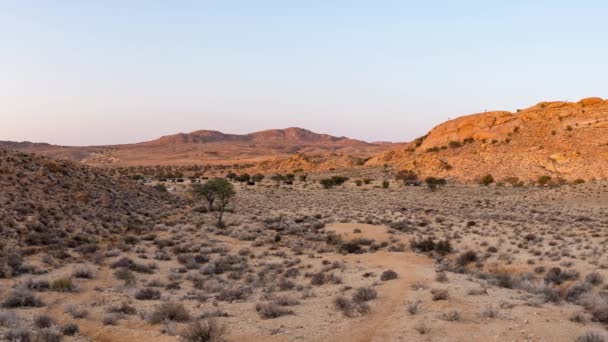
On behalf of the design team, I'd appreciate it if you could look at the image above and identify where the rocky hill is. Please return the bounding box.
[367,97,608,182]
[0,149,175,251]
[1,128,395,167]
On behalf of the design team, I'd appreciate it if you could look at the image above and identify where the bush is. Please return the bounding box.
[425,177,446,190]
[60,323,79,336]
[431,289,449,301]
[34,314,55,329]
[181,319,227,342]
[406,301,420,315]
[148,302,191,324]
[456,251,478,266]
[380,270,398,281]
[480,305,499,318]
[2,289,44,308]
[319,176,349,189]
[576,332,606,342]
[4,328,32,341]
[50,278,76,292]
[537,175,552,186]
[255,303,293,319]
[333,296,355,317]
[586,272,604,286]
[72,266,95,279]
[102,313,120,326]
[480,174,494,186]
[35,328,62,342]
[382,180,389,188]
[410,238,451,254]
[135,288,161,300]
[352,287,377,303]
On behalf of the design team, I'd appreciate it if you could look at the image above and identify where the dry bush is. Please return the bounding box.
[181,319,227,342]
[148,302,191,324]
[352,287,377,303]
[135,288,161,300]
[255,303,293,319]
[380,270,398,281]
[2,288,44,308]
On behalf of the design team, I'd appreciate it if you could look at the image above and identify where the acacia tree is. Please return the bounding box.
[190,182,217,212]
[190,178,235,227]
[212,179,235,227]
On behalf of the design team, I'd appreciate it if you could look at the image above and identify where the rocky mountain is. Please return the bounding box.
[367,97,608,182]
[1,128,395,167]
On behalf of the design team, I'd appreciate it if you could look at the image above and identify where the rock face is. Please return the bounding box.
[419,111,520,150]
[368,97,608,182]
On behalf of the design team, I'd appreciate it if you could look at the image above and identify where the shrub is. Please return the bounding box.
[35,328,62,342]
[72,266,95,279]
[50,278,76,292]
[5,328,32,341]
[431,289,449,301]
[456,251,478,266]
[537,175,552,186]
[441,310,461,321]
[410,238,436,252]
[380,270,398,281]
[586,272,604,286]
[480,305,499,318]
[352,287,377,303]
[382,180,389,188]
[64,305,89,319]
[148,302,191,324]
[255,303,293,319]
[425,177,446,190]
[181,319,227,342]
[102,313,120,326]
[34,314,55,329]
[2,289,44,308]
[480,174,494,186]
[448,140,462,148]
[135,288,161,300]
[334,296,355,317]
[576,332,606,342]
[0,247,24,278]
[320,176,349,189]
[406,301,420,315]
[60,323,79,336]
[113,268,136,285]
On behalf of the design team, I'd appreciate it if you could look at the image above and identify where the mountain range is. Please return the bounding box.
[3,97,608,182]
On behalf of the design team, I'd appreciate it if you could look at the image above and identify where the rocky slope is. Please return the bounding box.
[0,149,175,250]
[367,97,608,182]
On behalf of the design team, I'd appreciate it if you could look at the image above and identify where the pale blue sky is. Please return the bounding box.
[1,1,607,145]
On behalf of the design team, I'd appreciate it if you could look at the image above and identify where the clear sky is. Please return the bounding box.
[1,1,607,146]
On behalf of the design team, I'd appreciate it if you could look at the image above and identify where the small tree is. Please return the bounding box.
[190,182,217,212]
[212,179,235,227]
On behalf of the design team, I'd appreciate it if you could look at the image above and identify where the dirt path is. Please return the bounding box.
[323,223,434,342]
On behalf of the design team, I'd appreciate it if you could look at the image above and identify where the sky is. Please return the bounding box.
[1,0,607,146]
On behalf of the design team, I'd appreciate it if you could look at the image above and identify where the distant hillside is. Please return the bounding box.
[0,128,396,167]
[367,97,608,182]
